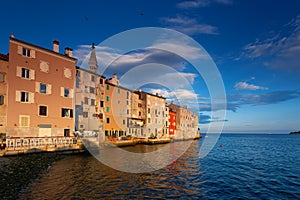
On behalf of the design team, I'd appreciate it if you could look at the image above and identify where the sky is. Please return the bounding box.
[0,0,299,133]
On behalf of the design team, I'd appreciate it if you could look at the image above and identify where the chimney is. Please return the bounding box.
[64,47,73,57]
[53,40,59,53]
[113,73,117,79]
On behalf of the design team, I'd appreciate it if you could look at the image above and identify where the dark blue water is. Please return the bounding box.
[20,134,300,199]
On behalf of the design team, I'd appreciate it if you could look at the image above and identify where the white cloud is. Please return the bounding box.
[177,0,232,9]
[151,40,208,60]
[74,36,208,74]
[241,15,300,72]
[150,88,198,100]
[234,81,268,91]
[161,15,218,35]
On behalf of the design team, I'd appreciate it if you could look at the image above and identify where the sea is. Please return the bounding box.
[18,134,300,199]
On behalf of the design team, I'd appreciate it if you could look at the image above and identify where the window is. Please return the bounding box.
[106,96,110,102]
[91,99,95,106]
[127,109,129,114]
[106,117,110,124]
[138,103,142,107]
[91,75,95,82]
[64,88,70,97]
[36,82,51,94]
[84,97,89,105]
[118,88,120,94]
[22,68,30,79]
[39,106,47,116]
[106,106,110,113]
[148,108,150,114]
[83,112,88,118]
[99,113,103,119]
[148,118,151,123]
[100,78,103,84]
[92,114,98,117]
[16,91,33,103]
[64,129,70,137]
[100,101,104,107]
[118,100,120,105]
[0,95,4,105]
[139,111,141,116]
[40,83,47,94]
[61,87,72,98]
[21,92,29,102]
[19,115,30,127]
[106,84,110,90]
[61,108,73,118]
[22,47,31,57]
[123,120,126,125]
[0,73,4,82]
[90,87,95,94]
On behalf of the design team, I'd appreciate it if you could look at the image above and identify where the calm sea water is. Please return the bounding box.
[19,134,300,199]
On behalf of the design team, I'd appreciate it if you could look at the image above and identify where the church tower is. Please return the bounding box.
[88,43,98,73]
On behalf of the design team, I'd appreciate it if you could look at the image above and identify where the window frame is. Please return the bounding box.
[0,95,4,105]
[40,83,47,94]
[20,91,29,102]
[21,68,30,79]
[61,108,73,118]
[39,105,48,117]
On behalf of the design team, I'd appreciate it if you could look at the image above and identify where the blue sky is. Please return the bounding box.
[0,0,299,133]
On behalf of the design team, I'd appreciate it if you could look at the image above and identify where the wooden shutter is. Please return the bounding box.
[30,69,35,80]
[17,46,22,55]
[70,89,74,98]
[60,87,64,96]
[30,50,36,58]
[29,92,34,103]
[15,91,20,102]
[47,84,52,94]
[35,82,40,92]
[16,66,22,77]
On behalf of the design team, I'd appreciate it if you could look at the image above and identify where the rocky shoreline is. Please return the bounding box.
[0,153,67,199]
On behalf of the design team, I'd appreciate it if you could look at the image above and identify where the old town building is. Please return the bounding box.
[0,54,8,134]
[168,103,198,140]
[6,36,77,137]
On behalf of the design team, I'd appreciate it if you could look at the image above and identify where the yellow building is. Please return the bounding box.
[6,36,77,137]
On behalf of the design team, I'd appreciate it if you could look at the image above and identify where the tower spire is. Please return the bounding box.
[88,43,98,73]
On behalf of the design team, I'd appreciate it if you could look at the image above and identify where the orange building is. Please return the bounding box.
[104,75,128,138]
[0,54,9,134]
[6,36,77,137]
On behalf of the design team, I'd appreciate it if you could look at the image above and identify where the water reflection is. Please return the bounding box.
[19,141,205,199]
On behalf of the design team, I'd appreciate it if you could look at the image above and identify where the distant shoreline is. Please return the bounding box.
[290,131,300,134]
